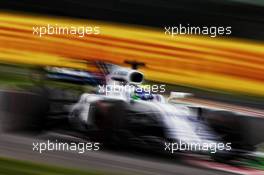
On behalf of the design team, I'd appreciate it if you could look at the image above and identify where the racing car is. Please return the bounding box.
[68,62,233,159]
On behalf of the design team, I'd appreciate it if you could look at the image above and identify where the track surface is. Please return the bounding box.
[0,133,236,175]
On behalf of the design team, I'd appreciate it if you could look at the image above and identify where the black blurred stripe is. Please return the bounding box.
[1,0,264,40]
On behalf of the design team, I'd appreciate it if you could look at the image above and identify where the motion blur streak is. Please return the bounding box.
[1,12,264,96]
[0,48,89,70]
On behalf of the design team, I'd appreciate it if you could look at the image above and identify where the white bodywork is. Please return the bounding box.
[69,65,219,148]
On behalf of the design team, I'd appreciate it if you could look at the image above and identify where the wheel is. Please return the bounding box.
[92,100,127,145]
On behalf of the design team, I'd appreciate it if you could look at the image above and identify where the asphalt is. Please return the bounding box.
[0,133,236,175]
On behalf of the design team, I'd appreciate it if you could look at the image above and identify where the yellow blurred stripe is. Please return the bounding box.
[144,69,264,96]
[0,48,93,70]
[1,12,264,96]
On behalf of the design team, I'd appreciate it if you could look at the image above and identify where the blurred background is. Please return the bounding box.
[0,0,264,174]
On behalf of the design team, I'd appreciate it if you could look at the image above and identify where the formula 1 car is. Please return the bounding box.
[68,62,232,159]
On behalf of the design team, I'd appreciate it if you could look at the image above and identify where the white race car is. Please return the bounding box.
[68,63,231,158]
